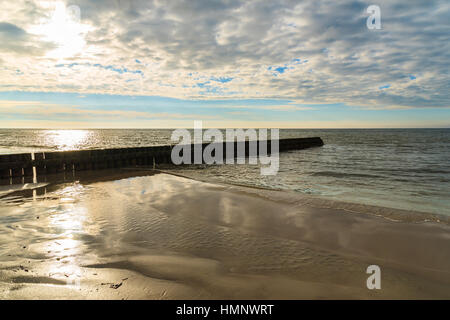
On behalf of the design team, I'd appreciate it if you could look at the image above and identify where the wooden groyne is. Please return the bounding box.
[0,137,324,179]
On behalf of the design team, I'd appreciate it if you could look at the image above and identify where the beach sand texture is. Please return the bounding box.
[0,170,449,299]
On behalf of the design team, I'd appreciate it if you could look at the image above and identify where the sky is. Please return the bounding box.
[0,0,449,128]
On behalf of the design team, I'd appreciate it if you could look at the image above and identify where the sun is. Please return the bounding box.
[29,2,91,59]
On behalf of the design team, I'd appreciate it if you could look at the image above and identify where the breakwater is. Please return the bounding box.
[0,137,324,179]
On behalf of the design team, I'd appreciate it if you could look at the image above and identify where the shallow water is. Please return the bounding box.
[0,128,449,215]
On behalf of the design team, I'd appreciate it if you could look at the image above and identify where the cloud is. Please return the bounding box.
[0,100,219,120]
[0,0,448,109]
[0,22,26,37]
[0,22,54,55]
[217,104,315,111]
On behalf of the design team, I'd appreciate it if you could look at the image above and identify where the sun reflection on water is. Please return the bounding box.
[43,130,92,151]
[46,184,90,285]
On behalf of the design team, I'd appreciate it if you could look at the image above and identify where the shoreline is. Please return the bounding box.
[0,169,449,299]
[158,169,450,226]
[2,166,449,226]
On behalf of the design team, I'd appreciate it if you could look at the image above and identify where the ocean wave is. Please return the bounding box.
[310,171,383,179]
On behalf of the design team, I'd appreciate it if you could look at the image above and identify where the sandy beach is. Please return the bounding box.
[0,169,449,299]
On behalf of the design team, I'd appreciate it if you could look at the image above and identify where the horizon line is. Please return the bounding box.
[0,127,449,130]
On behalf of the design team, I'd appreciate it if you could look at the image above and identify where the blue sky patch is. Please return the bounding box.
[1,91,449,128]
[55,63,143,76]
[210,76,233,83]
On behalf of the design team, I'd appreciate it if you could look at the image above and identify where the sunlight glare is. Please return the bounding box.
[29,2,91,59]
[45,130,90,151]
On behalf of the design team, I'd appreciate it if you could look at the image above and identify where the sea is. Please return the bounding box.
[0,128,449,216]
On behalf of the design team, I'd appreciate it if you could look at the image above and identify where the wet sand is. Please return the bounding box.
[0,169,449,299]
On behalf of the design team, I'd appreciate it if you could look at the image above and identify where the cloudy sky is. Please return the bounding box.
[0,0,449,128]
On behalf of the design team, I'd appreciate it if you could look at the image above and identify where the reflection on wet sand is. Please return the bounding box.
[0,169,449,299]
